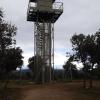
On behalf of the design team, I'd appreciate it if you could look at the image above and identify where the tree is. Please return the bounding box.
[82,34,97,88]
[71,34,95,88]
[80,32,100,88]
[3,48,23,88]
[95,30,100,66]
[4,47,23,72]
[0,9,23,84]
[28,55,43,83]
[63,55,77,81]
[0,9,16,75]
[70,31,100,88]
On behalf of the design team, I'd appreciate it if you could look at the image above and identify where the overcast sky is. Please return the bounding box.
[0,0,100,69]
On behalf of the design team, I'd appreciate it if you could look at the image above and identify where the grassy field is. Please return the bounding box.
[0,80,100,100]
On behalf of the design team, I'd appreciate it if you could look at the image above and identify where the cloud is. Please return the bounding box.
[54,51,67,69]
[1,0,100,68]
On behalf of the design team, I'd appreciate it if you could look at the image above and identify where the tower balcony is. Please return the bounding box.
[27,2,63,23]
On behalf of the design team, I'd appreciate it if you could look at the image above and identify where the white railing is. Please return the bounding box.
[53,2,63,11]
[28,2,63,13]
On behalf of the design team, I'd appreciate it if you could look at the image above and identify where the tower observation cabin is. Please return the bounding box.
[27,0,63,83]
[27,0,63,23]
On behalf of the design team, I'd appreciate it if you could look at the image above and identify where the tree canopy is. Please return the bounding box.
[70,30,100,88]
[63,55,77,80]
[0,9,23,76]
[28,55,43,82]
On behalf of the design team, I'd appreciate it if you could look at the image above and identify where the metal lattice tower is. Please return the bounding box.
[27,0,63,83]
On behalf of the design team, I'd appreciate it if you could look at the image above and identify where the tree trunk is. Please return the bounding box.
[89,64,94,88]
[4,72,10,89]
[70,65,72,82]
[2,72,10,100]
[19,67,22,84]
[83,72,86,88]
[83,63,86,88]
[90,77,92,88]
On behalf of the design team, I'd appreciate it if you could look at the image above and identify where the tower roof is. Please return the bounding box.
[29,0,55,3]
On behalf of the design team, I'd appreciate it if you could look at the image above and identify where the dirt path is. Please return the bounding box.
[20,81,100,100]
[22,83,73,100]
[1,81,100,100]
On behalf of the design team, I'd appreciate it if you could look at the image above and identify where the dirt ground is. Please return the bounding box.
[19,81,100,100]
[22,84,71,100]
[1,80,100,100]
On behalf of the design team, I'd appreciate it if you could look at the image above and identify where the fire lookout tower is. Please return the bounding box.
[27,0,63,83]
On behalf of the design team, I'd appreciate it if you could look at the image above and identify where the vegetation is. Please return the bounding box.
[28,55,54,83]
[67,30,100,88]
[63,56,78,81]
[0,0,100,99]
[28,55,43,83]
[0,9,23,89]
